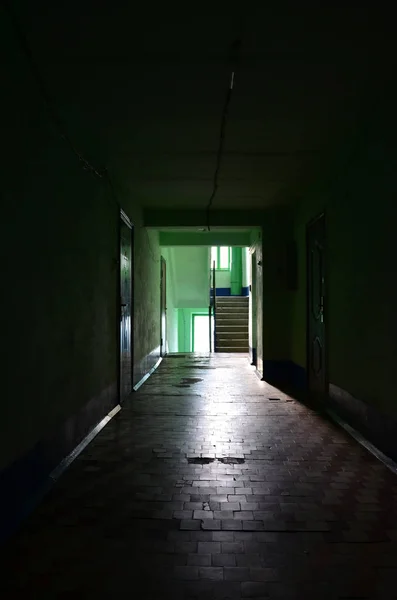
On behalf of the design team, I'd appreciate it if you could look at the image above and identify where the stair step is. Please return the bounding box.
[217,320,249,324]
[216,297,248,302]
[216,306,249,315]
[216,332,248,340]
[216,298,248,306]
[217,339,248,347]
[214,296,249,353]
[216,346,249,352]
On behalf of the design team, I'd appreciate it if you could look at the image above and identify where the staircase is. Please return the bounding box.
[215,296,249,353]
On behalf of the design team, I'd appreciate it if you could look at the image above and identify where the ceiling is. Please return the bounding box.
[9,2,395,211]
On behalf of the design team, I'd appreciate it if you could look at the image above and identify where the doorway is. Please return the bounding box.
[306,213,327,397]
[192,314,212,352]
[119,210,133,401]
[160,256,167,356]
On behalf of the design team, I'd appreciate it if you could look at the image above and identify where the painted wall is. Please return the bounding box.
[242,248,250,288]
[132,226,162,383]
[213,248,248,294]
[215,270,231,289]
[165,247,210,309]
[160,248,178,352]
[160,246,210,352]
[177,308,209,352]
[2,17,161,481]
[290,83,397,420]
[261,208,295,362]
[160,231,251,246]
[250,229,263,375]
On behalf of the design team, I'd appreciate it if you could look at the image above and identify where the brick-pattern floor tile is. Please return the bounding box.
[1,353,397,599]
[198,567,224,580]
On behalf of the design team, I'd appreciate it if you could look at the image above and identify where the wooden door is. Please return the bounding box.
[120,211,133,400]
[160,257,167,356]
[307,213,327,396]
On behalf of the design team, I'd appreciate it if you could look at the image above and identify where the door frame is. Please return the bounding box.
[249,249,257,366]
[160,256,167,357]
[306,211,328,397]
[118,209,134,402]
[191,312,211,352]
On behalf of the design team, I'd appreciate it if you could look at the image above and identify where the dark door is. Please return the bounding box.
[120,211,133,401]
[249,251,257,366]
[307,213,327,396]
[160,256,167,356]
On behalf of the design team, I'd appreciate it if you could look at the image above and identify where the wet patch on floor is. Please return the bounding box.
[187,456,245,465]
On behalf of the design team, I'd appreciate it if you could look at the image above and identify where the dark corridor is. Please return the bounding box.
[1,355,397,599]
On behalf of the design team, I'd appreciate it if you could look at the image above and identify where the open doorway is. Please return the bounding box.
[119,210,133,401]
[192,313,213,352]
[160,257,167,356]
[159,242,253,354]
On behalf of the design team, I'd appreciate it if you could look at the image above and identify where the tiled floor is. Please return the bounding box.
[2,353,397,599]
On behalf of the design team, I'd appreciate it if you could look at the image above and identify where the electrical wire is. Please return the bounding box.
[5,3,162,266]
[206,38,242,231]
[4,0,104,179]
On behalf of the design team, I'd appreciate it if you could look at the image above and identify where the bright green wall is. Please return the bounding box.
[291,86,397,417]
[161,246,210,352]
[160,248,178,352]
[165,247,209,308]
[231,248,243,295]
[177,308,208,352]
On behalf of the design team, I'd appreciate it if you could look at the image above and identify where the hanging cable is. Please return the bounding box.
[206,38,242,231]
[4,0,104,179]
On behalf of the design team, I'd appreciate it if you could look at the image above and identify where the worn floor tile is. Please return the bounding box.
[1,353,397,599]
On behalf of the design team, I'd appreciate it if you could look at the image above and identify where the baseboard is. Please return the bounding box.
[210,288,249,297]
[328,383,397,463]
[326,408,397,476]
[133,345,161,388]
[133,356,162,391]
[262,360,306,390]
[210,288,231,296]
[50,404,121,480]
[0,382,118,544]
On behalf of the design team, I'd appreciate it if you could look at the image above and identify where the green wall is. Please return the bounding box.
[161,246,210,352]
[178,308,209,352]
[160,248,178,352]
[164,247,209,309]
[230,248,243,295]
[2,16,161,471]
[291,86,397,418]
